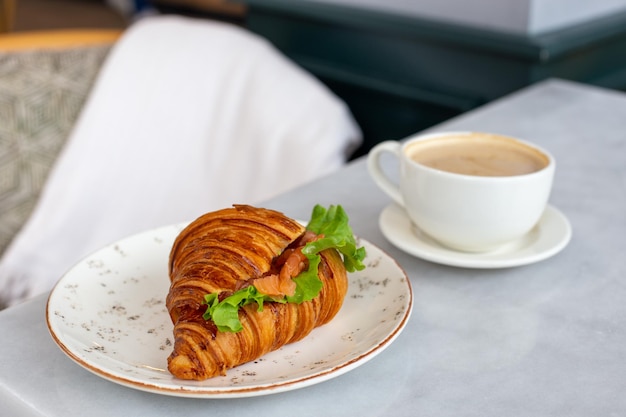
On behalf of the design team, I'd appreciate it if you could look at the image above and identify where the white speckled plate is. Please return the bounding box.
[46,223,412,398]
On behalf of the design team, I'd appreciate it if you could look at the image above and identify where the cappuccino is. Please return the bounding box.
[406,133,549,177]
[367,131,555,251]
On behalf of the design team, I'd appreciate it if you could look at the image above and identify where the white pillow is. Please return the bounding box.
[0,15,361,307]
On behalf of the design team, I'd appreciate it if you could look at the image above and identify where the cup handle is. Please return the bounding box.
[367,141,405,207]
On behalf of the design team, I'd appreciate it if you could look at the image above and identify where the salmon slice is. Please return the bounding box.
[253,247,308,297]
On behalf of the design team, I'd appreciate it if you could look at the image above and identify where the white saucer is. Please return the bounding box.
[379,203,572,268]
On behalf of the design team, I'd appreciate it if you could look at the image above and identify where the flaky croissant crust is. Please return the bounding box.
[166,205,348,380]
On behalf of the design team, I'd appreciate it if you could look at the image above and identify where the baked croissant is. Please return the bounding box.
[166,204,350,380]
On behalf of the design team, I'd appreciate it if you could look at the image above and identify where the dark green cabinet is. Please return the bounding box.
[242,0,626,157]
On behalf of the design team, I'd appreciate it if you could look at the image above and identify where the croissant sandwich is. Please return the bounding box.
[166,204,366,380]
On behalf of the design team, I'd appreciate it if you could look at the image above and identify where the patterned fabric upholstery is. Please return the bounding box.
[0,45,111,256]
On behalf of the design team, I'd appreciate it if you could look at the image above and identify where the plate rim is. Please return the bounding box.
[45,226,413,398]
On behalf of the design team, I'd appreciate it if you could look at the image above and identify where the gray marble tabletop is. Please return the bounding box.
[1,79,625,416]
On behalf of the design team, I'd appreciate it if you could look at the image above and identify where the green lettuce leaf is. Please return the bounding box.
[202,204,366,332]
[203,287,285,332]
[302,204,367,274]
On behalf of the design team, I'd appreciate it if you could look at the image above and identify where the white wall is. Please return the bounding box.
[529,0,626,33]
[305,0,626,34]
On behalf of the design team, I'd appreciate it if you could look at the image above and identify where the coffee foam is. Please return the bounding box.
[406,133,549,177]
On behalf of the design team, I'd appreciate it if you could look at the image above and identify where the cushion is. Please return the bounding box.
[0,16,361,307]
[0,43,113,258]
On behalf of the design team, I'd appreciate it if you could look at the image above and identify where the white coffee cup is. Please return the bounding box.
[368,131,555,252]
